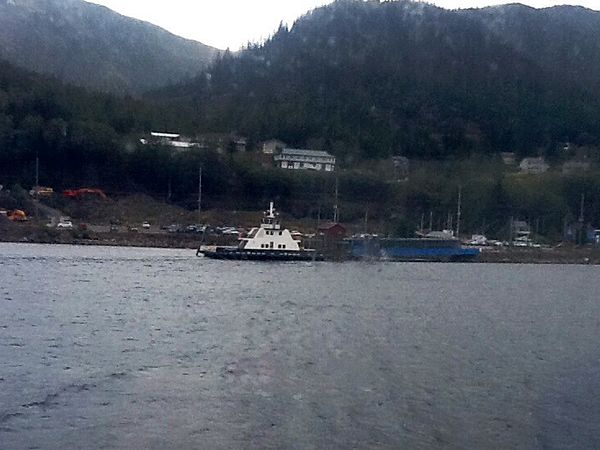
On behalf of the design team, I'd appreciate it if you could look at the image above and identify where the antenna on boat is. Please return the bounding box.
[269,201,274,217]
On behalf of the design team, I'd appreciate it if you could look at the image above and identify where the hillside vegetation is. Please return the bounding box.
[157,0,600,162]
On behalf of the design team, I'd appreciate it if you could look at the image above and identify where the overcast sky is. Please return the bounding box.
[86,0,600,50]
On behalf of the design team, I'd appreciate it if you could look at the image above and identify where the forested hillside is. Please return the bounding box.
[156,0,600,162]
[2,0,600,240]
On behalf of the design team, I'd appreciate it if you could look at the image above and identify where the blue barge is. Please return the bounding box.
[349,238,480,262]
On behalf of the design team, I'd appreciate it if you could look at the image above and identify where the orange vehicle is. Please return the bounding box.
[8,209,28,221]
[62,188,107,200]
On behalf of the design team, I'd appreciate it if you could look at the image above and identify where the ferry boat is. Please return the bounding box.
[197,203,322,261]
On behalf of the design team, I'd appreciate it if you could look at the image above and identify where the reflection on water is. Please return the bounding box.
[1,243,599,449]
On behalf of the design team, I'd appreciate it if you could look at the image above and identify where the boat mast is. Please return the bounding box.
[456,185,462,238]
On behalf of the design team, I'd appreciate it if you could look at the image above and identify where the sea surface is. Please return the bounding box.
[1,243,599,449]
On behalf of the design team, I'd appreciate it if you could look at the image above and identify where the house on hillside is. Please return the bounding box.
[500,152,516,165]
[140,132,200,150]
[274,148,336,172]
[192,133,248,153]
[234,137,248,152]
[519,157,549,174]
[262,139,287,155]
[392,156,409,181]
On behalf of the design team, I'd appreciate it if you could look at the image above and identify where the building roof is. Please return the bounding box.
[520,157,547,164]
[281,148,335,158]
[318,222,346,231]
[151,132,180,139]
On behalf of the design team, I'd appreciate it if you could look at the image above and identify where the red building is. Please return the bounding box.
[318,223,347,239]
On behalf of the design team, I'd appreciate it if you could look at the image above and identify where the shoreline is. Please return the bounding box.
[2,235,599,264]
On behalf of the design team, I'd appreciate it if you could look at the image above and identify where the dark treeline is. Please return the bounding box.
[0,59,194,190]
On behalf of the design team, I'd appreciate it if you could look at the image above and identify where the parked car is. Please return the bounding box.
[57,220,73,229]
[142,221,151,229]
[166,224,181,233]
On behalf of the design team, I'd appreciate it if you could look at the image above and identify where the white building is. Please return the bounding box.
[140,132,200,150]
[274,148,336,172]
[519,157,549,174]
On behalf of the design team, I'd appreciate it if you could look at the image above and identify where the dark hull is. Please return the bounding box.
[200,247,323,261]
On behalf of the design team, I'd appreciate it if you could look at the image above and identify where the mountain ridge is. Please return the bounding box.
[0,0,219,94]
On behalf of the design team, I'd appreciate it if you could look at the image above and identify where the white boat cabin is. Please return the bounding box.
[239,202,301,251]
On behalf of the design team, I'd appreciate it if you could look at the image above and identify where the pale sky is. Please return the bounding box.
[86,0,600,50]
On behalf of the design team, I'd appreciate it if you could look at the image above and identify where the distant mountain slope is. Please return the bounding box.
[157,0,600,160]
[467,3,600,92]
[0,0,219,94]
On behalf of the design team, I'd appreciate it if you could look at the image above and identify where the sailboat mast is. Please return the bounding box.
[456,185,462,238]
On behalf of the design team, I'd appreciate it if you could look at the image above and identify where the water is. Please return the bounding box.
[1,243,599,449]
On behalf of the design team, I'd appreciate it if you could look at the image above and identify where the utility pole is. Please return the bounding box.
[35,153,39,189]
[317,204,321,228]
[456,184,462,238]
[167,174,172,202]
[34,152,39,219]
[197,166,202,221]
[333,176,339,223]
[578,192,585,245]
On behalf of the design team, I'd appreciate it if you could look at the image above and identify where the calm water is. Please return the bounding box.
[1,243,600,449]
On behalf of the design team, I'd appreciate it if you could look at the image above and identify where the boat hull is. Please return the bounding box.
[199,247,323,261]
